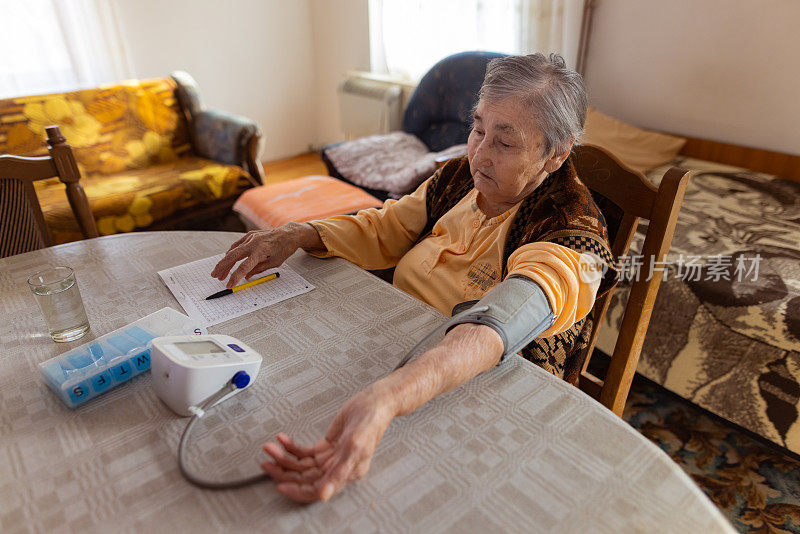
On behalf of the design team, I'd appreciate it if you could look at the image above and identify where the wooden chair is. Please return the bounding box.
[571,144,691,416]
[0,126,99,258]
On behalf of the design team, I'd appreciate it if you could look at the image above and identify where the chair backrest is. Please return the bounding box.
[0,126,99,258]
[571,144,691,416]
[402,51,507,152]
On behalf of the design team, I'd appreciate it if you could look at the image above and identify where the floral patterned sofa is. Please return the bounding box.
[0,72,264,244]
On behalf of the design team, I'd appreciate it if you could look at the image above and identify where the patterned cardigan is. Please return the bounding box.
[419,155,617,382]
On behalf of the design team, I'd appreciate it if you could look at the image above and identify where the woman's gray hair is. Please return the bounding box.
[478,53,587,157]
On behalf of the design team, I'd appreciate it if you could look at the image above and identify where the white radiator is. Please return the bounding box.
[338,77,402,139]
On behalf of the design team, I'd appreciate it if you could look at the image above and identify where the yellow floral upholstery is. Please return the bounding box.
[0,77,255,244]
[33,157,250,244]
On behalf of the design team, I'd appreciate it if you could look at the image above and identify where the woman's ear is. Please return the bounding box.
[543,140,574,173]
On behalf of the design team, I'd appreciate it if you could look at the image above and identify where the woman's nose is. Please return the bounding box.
[473,140,492,167]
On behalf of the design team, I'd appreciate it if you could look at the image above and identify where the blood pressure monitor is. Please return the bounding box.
[153,297,508,489]
[151,334,262,416]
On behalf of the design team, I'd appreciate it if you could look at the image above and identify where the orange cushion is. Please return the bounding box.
[233,175,383,229]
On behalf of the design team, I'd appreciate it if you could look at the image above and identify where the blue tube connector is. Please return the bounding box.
[231,371,250,389]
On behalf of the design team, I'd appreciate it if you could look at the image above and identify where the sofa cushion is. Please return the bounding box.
[323,131,468,197]
[0,78,192,175]
[34,156,251,243]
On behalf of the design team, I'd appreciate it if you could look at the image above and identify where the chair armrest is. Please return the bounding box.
[171,71,204,119]
[193,109,265,186]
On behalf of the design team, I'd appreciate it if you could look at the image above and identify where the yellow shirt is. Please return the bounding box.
[310,177,599,338]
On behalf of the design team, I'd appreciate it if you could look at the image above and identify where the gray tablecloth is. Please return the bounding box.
[0,232,733,533]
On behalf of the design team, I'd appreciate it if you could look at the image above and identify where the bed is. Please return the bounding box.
[595,152,800,454]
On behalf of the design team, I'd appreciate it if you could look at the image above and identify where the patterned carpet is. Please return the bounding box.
[623,377,800,533]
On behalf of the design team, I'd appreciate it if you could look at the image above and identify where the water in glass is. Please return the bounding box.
[28,267,90,342]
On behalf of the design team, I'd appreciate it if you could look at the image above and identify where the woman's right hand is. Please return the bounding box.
[210,223,322,288]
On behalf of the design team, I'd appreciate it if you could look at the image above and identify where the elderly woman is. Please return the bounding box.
[211,53,613,502]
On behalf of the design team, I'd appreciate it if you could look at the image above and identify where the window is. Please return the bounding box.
[0,0,132,99]
[369,0,584,81]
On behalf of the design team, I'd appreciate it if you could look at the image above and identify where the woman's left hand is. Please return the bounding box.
[261,385,395,502]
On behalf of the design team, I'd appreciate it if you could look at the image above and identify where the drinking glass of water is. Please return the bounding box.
[27,266,90,342]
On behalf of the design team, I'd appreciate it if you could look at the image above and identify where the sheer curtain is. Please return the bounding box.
[0,0,133,99]
[369,0,585,81]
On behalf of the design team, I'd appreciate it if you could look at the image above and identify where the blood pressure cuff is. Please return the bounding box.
[449,275,554,362]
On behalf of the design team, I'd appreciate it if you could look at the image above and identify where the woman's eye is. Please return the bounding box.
[499,141,511,148]
[473,129,484,136]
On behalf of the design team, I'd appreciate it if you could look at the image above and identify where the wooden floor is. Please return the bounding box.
[259,152,328,185]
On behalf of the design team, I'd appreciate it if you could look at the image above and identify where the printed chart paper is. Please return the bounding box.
[158,254,314,327]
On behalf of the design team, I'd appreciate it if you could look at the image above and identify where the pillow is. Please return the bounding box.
[581,107,686,173]
[233,175,383,230]
[324,131,467,197]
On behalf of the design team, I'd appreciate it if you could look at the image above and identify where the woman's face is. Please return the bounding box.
[467,97,569,208]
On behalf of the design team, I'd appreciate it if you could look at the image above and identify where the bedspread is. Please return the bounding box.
[596,157,800,453]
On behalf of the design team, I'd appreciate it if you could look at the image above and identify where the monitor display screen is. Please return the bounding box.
[174,340,226,355]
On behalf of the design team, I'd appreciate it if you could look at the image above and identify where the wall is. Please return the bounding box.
[308,0,371,147]
[310,0,800,156]
[113,0,800,160]
[585,0,800,156]
[113,0,317,160]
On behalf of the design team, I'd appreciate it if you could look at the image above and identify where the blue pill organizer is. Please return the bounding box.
[38,307,206,408]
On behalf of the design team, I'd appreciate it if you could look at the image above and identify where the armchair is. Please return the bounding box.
[402,50,508,152]
[322,51,507,200]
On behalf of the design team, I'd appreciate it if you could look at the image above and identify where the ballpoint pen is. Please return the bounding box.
[205,272,280,300]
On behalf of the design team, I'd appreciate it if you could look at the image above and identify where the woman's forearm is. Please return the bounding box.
[374,323,504,418]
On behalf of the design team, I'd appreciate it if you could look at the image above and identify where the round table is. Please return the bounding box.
[0,232,733,533]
